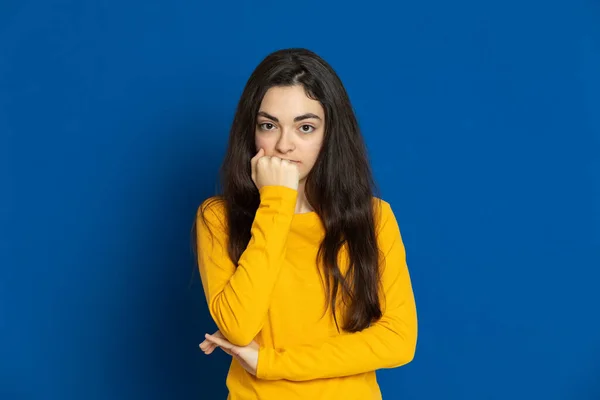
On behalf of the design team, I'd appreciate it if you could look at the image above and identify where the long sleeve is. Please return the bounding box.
[255,201,417,381]
[196,185,298,347]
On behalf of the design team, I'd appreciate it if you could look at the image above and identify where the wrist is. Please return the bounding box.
[258,185,298,207]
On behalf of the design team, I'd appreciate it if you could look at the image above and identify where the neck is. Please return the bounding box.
[295,180,314,214]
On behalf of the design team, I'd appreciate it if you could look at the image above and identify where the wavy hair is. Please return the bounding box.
[193,48,383,332]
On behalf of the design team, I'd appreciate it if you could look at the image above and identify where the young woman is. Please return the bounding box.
[194,48,417,399]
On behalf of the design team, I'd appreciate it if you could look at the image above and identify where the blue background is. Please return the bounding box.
[1,0,599,399]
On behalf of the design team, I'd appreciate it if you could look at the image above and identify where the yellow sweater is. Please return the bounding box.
[196,185,417,400]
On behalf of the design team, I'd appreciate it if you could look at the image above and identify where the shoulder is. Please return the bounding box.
[196,196,227,229]
[371,196,394,223]
[371,196,401,237]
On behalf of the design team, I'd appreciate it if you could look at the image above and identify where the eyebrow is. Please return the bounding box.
[257,111,322,122]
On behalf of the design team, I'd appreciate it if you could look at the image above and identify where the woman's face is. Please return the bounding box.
[254,85,325,182]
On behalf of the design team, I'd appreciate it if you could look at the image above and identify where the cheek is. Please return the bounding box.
[306,139,324,160]
[255,135,273,152]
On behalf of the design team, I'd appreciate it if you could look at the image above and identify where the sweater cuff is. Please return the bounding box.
[258,185,298,213]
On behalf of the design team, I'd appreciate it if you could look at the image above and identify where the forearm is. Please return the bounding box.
[198,186,297,346]
[256,307,417,381]
[256,199,418,380]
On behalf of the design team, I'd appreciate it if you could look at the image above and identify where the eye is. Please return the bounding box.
[258,122,276,131]
[299,125,315,134]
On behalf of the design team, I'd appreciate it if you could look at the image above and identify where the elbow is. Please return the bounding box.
[391,337,416,367]
[219,329,258,347]
[403,339,417,364]
[387,338,416,368]
[386,322,417,368]
[401,322,418,365]
[209,314,258,346]
[208,302,261,347]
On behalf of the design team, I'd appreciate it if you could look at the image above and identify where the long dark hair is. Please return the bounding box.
[193,48,383,332]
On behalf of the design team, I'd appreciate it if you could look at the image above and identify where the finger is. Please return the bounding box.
[207,338,219,351]
[207,341,232,356]
[200,341,213,352]
[204,342,217,354]
[205,332,237,356]
[250,148,263,167]
[199,338,211,350]
[205,333,233,351]
[201,340,221,355]
[250,148,264,182]
[202,330,224,354]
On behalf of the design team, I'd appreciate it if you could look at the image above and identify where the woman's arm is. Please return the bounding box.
[255,201,418,381]
[197,185,297,347]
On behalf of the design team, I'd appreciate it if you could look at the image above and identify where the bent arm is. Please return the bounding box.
[197,185,297,346]
[256,201,418,380]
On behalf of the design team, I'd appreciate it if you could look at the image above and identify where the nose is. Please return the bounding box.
[275,129,295,154]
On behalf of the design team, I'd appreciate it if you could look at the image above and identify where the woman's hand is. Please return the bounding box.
[251,148,299,191]
[199,330,259,376]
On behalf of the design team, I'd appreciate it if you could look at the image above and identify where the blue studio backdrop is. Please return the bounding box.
[1,1,599,399]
